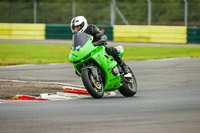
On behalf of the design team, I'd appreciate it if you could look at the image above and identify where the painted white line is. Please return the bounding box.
[0,64,37,68]
[40,93,75,100]
[56,92,90,98]
[0,63,66,68]
[62,86,85,89]
[146,57,191,62]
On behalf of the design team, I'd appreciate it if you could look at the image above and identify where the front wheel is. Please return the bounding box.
[118,67,137,97]
[81,68,104,99]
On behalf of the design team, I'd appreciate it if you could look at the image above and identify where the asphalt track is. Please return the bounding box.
[0,58,200,133]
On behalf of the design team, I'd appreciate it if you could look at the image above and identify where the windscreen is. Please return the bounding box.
[72,32,92,51]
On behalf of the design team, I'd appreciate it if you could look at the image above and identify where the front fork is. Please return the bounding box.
[81,65,100,82]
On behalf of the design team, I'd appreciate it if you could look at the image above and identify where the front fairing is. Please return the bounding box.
[69,32,95,62]
[69,32,122,91]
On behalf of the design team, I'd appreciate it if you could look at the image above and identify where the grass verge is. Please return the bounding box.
[0,43,200,66]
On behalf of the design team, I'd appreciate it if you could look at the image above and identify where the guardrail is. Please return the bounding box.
[0,23,45,40]
[46,24,71,40]
[187,27,200,44]
[113,25,187,44]
[0,23,199,44]
[46,24,113,41]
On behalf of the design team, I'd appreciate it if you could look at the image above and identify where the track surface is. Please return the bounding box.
[0,58,200,133]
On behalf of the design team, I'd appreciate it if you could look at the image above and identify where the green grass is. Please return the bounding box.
[123,46,200,60]
[0,43,200,66]
[0,43,71,66]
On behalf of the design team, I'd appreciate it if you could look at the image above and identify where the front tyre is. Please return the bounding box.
[118,67,137,97]
[81,68,104,99]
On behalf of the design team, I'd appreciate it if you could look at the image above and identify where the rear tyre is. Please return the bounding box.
[118,67,137,97]
[81,68,104,99]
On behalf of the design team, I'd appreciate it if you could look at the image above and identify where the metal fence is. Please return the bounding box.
[0,0,199,26]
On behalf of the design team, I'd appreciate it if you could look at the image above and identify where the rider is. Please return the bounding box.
[70,16,130,75]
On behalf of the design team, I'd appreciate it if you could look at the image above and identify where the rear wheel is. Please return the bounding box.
[81,68,104,99]
[118,67,137,97]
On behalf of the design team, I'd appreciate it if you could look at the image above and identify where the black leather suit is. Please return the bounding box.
[84,24,123,65]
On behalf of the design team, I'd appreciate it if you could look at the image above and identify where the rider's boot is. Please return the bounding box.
[105,46,130,75]
[118,59,130,75]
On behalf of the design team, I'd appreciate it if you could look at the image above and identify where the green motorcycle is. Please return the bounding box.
[69,32,137,98]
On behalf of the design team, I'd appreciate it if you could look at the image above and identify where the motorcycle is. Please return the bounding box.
[69,32,137,98]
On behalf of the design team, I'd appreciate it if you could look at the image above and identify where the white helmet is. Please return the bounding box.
[70,16,88,33]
